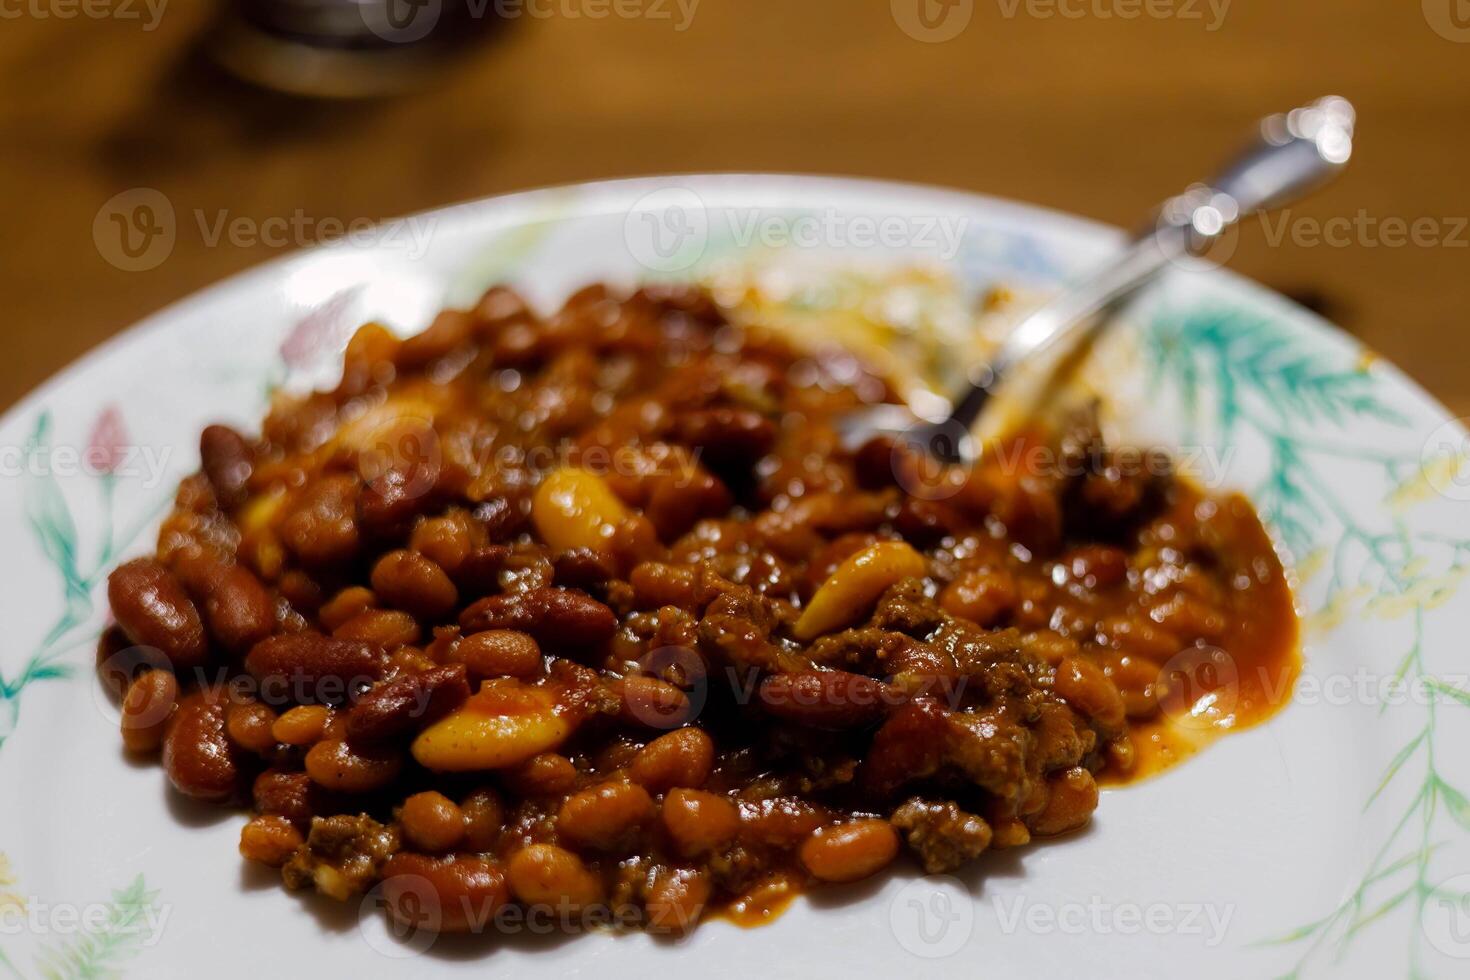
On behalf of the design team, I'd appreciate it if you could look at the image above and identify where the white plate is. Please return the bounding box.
[2,176,1468,980]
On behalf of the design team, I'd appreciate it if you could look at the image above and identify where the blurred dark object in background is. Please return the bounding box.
[212,0,506,97]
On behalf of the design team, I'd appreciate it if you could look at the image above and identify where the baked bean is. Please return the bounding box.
[410,512,475,575]
[358,467,427,535]
[225,700,278,754]
[120,669,178,754]
[1027,767,1098,836]
[556,780,655,851]
[199,424,253,510]
[345,664,470,744]
[318,586,377,632]
[108,558,208,670]
[1062,544,1128,589]
[460,787,505,851]
[163,689,243,802]
[628,728,714,793]
[451,629,542,680]
[459,587,617,650]
[371,550,458,621]
[661,788,740,857]
[507,844,604,909]
[380,853,509,934]
[739,797,830,848]
[798,819,899,883]
[503,753,579,797]
[245,633,386,704]
[239,815,303,867]
[628,562,697,609]
[617,674,694,729]
[272,705,332,746]
[280,474,361,568]
[939,567,1017,627]
[332,609,420,648]
[304,739,403,793]
[399,791,466,853]
[645,867,711,934]
[1053,656,1127,735]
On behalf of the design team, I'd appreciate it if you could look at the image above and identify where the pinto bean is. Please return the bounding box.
[345,664,470,744]
[371,550,458,621]
[661,789,740,858]
[280,474,361,568]
[304,739,403,793]
[507,844,604,909]
[120,669,178,754]
[616,674,694,729]
[556,781,655,851]
[108,558,208,670]
[253,770,317,826]
[332,609,421,648]
[628,728,714,793]
[799,819,899,882]
[239,815,304,867]
[459,587,617,650]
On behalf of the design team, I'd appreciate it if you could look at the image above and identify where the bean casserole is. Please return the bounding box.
[101,282,1298,936]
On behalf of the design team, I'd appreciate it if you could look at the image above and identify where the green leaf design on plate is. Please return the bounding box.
[1147,305,1470,978]
[32,876,159,980]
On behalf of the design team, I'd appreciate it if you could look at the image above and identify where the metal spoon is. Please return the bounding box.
[839,95,1356,464]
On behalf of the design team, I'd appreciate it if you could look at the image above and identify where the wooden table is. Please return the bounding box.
[3,2,1468,415]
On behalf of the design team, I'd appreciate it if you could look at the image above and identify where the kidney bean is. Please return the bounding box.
[552,548,617,591]
[673,407,776,471]
[453,544,512,597]
[757,670,893,730]
[556,780,655,851]
[358,467,427,535]
[163,688,243,803]
[200,424,253,510]
[280,474,361,567]
[798,819,899,883]
[661,788,740,858]
[459,587,616,650]
[304,739,403,793]
[253,770,317,826]
[245,633,387,705]
[175,555,275,655]
[628,727,713,793]
[239,815,303,867]
[120,669,178,754]
[108,558,208,670]
[370,550,458,622]
[344,664,470,744]
[380,853,510,935]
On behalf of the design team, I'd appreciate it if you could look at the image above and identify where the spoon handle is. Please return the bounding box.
[931,96,1356,452]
